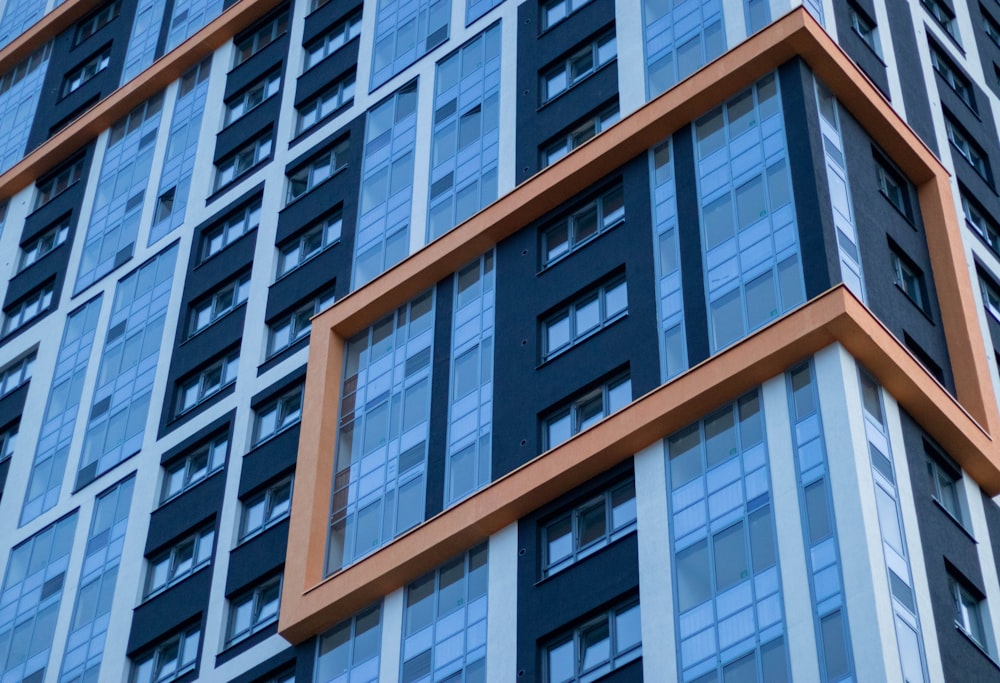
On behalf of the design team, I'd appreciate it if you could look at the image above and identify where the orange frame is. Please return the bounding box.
[280,9,1000,643]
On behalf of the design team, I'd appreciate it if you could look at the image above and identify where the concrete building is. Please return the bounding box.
[2,0,1000,681]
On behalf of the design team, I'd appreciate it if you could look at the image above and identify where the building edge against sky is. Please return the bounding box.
[4,1,1000,683]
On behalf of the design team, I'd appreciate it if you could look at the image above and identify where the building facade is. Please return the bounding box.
[2,0,1000,682]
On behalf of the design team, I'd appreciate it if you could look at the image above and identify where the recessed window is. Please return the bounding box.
[253,385,304,445]
[267,289,335,358]
[316,604,382,683]
[188,273,251,336]
[980,272,1000,320]
[176,352,239,414]
[541,104,619,168]
[295,72,355,135]
[75,0,121,44]
[19,219,70,271]
[200,198,262,262]
[303,12,361,70]
[541,30,617,103]
[160,435,228,503]
[921,0,959,42]
[543,276,627,359]
[286,139,349,203]
[226,575,281,646]
[214,133,273,191]
[930,42,975,111]
[875,155,912,220]
[223,71,281,126]
[541,184,625,266]
[34,157,85,209]
[0,353,34,397]
[545,598,642,682]
[926,447,965,523]
[849,2,882,57]
[950,572,989,647]
[62,48,111,96]
[541,0,593,30]
[277,210,343,276]
[3,285,54,335]
[961,190,1000,254]
[0,422,17,461]
[985,7,1000,48]
[233,11,288,66]
[542,478,636,577]
[240,476,293,540]
[945,113,991,182]
[545,374,631,450]
[889,246,928,312]
[130,627,200,683]
[145,526,215,597]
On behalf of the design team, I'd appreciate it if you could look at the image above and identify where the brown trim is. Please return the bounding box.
[0,0,285,203]
[0,0,94,77]
[280,7,1000,642]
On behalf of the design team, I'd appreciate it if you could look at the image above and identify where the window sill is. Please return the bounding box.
[141,562,211,604]
[538,215,625,274]
[538,58,617,111]
[892,283,935,325]
[539,312,627,368]
[955,624,1000,669]
[181,303,248,346]
[234,514,290,548]
[535,527,636,586]
[207,157,273,206]
[280,164,348,212]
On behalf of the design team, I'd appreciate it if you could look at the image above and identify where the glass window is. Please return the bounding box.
[950,573,989,647]
[945,113,991,181]
[240,476,293,540]
[316,604,381,683]
[981,273,1000,321]
[820,611,850,680]
[253,385,304,444]
[200,198,262,261]
[144,526,214,597]
[0,422,16,461]
[542,479,636,576]
[848,2,882,56]
[804,479,832,543]
[926,449,964,523]
[930,42,974,110]
[544,375,631,449]
[3,284,54,335]
[187,274,250,336]
[267,289,335,357]
[541,0,593,30]
[875,155,912,220]
[62,48,111,95]
[370,0,449,88]
[961,191,1000,254]
[226,575,281,645]
[214,133,273,191]
[985,8,1000,48]
[277,210,342,276]
[541,30,616,103]
[745,0,770,34]
[304,12,361,70]
[176,351,239,414]
[890,248,928,312]
[130,627,200,683]
[543,276,627,358]
[233,11,288,66]
[34,157,85,209]
[161,435,228,503]
[287,139,349,202]
[75,1,121,44]
[296,72,355,135]
[541,104,619,167]
[545,598,641,682]
[223,70,281,126]
[921,0,959,42]
[541,185,625,266]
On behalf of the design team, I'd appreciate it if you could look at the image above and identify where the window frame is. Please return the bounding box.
[286,139,349,203]
[187,273,251,337]
[542,275,628,360]
[848,2,882,57]
[176,352,240,415]
[18,218,70,272]
[945,113,992,183]
[0,352,33,398]
[543,597,642,683]
[233,11,289,67]
[276,209,343,277]
[214,132,273,192]
[3,284,55,336]
[226,574,282,646]
[223,70,282,126]
[253,384,305,445]
[62,46,111,96]
[949,572,989,649]
[540,104,620,168]
[541,478,637,577]
[961,190,1000,255]
[875,154,913,221]
[544,374,631,450]
[303,11,362,71]
[540,29,617,104]
[200,198,263,262]
[266,289,336,358]
[540,0,594,31]
[74,0,121,45]
[295,71,355,135]
[240,475,294,541]
[889,245,929,313]
[34,157,85,210]
[921,0,960,43]
[144,525,215,598]
[129,626,201,683]
[926,447,966,525]
[929,42,976,112]
[540,184,625,268]
[160,435,228,504]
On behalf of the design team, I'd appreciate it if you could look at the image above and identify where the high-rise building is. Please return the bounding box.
[4,0,1000,681]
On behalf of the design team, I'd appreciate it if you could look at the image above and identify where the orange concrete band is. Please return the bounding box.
[0,0,284,203]
[280,8,1000,642]
[0,0,93,78]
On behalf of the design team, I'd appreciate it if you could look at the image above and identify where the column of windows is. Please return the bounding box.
[426,25,501,240]
[444,253,494,506]
[119,0,166,84]
[695,75,804,353]
[20,297,103,524]
[856,370,929,683]
[353,82,419,289]
[643,0,725,99]
[77,246,177,486]
[58,477,134,683]
[165,0,224,52]
[665,390,789,682]
[0,44,52,174]
[327,292,436,573]
[786,362,854,682]
[75,95,165,293]
[649,140,687,381]
[0,0,44,49]
[370,0,450,89]
[149,59,212,246]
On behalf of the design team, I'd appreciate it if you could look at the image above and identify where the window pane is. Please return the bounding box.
[676,540,711,610]
[805,480,832,543]
[714,521,748,590]
[748,505,775,573]
[820,610,850,679]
